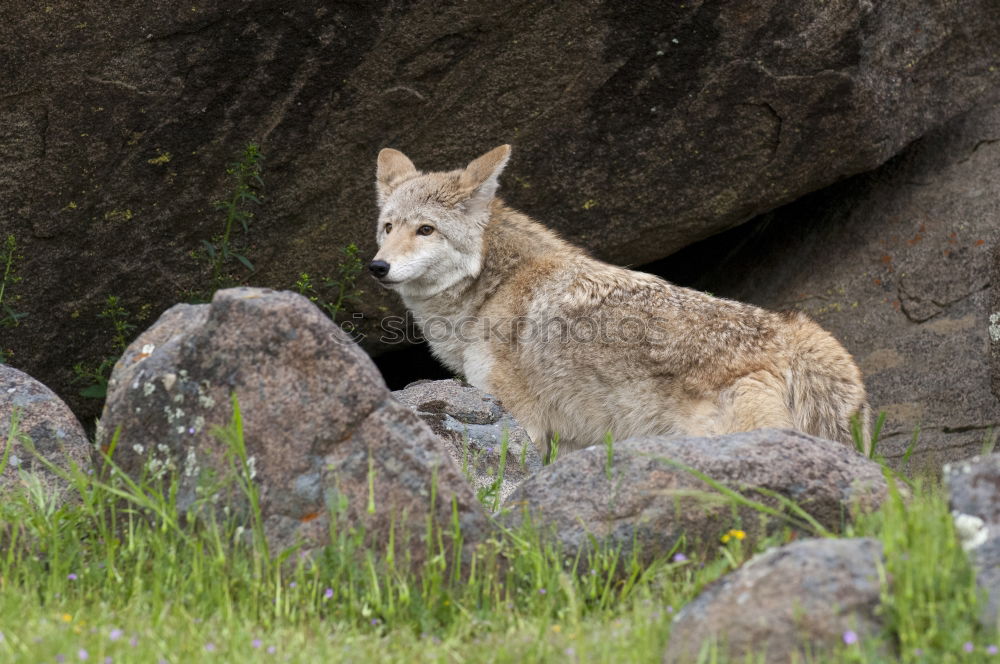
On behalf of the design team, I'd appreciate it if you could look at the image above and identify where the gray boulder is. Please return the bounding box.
[663,538,884,664]
[501,429,889,567]
[0,364,92,503]
[992,246,1000,404]
[392,379,542,506]
[944,454,1000,630]
[671,103,1000,474]
[97,288,494,567]
[4,0,999,424]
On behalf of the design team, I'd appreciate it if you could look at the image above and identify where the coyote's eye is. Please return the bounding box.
[384,223,392,234]
[417,225,435,236]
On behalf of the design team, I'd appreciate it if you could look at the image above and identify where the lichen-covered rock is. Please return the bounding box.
[0,364,92,502]
[663,538,885,664]
[5,0,1000,425]
[944,454,1000,630]
[991,245,1000,404]
[392,379,542,505]
[501,429,888,566]
[98,287,494,565]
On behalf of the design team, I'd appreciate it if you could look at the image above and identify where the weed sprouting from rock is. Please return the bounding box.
[72,295,136,399]
[195,142,265,292]
[0,234,26,363]
[294,243,365,319]
[476,432,510,511]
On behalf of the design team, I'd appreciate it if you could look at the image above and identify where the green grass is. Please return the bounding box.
[0,409,995,663]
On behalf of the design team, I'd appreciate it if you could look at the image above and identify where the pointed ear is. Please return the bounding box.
[458,144,511,211]
[376,148,418,206]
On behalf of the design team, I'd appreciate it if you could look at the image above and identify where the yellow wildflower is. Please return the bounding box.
[721,529,746,543]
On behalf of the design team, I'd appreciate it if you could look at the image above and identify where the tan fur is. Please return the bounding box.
[372,146,871,454]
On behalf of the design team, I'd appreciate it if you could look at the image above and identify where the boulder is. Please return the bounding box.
[97,288,494,566]
[660,103,1000,475]
[501,429,889,566]
[944,454,1000,630]
[392,379,542,506]
[3,0,1000,423]
[0,364,92,503]
[992,246,1000,403]
[663,538,884,664]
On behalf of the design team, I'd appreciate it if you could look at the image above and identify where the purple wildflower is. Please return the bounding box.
[564,647,576,657]
[188,427,195,435]
[56,655,66,663]
[289,581,297,588]
[266,646,276,654]
[204,643,216,653]
[104,658,113,664]
[324,588,333,599]
[109,629,123,642]
[842,630,858,645]
[667,605,674,614]
[914,648,923,656]
[252,639,262,649]
[129,635,139,647]
[988,645,999,655]
[538,588,547,595]
[77,652,88,662]
[67,573,78,581]
[371,618,381,626]
[965,642,975,653]
[672,553,688,563]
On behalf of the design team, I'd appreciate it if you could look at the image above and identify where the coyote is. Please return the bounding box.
[371,145,871,453]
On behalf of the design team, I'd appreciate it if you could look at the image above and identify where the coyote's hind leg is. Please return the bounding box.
[722,370,794,434]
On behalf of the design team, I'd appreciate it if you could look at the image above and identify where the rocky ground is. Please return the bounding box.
[4,286,1000,661]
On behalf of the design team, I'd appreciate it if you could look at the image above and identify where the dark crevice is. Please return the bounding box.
[373,343,453,391]
[941,424,1000,435]
[959,138,1000,163]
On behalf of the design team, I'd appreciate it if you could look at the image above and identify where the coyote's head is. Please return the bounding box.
[370,144,511,299]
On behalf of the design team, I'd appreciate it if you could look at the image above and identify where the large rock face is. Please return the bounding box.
[97,288,494,565]
[663,538,885,664]
[501,429,889,567]
[2,1,999,421]
[661,103,1000,475]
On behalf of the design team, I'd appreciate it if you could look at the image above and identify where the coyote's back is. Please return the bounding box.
[369,144,870,453]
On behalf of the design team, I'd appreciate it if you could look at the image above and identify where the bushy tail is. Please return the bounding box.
[784,312,870,450]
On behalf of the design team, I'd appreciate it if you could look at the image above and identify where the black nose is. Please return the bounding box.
[368,260,390,278]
